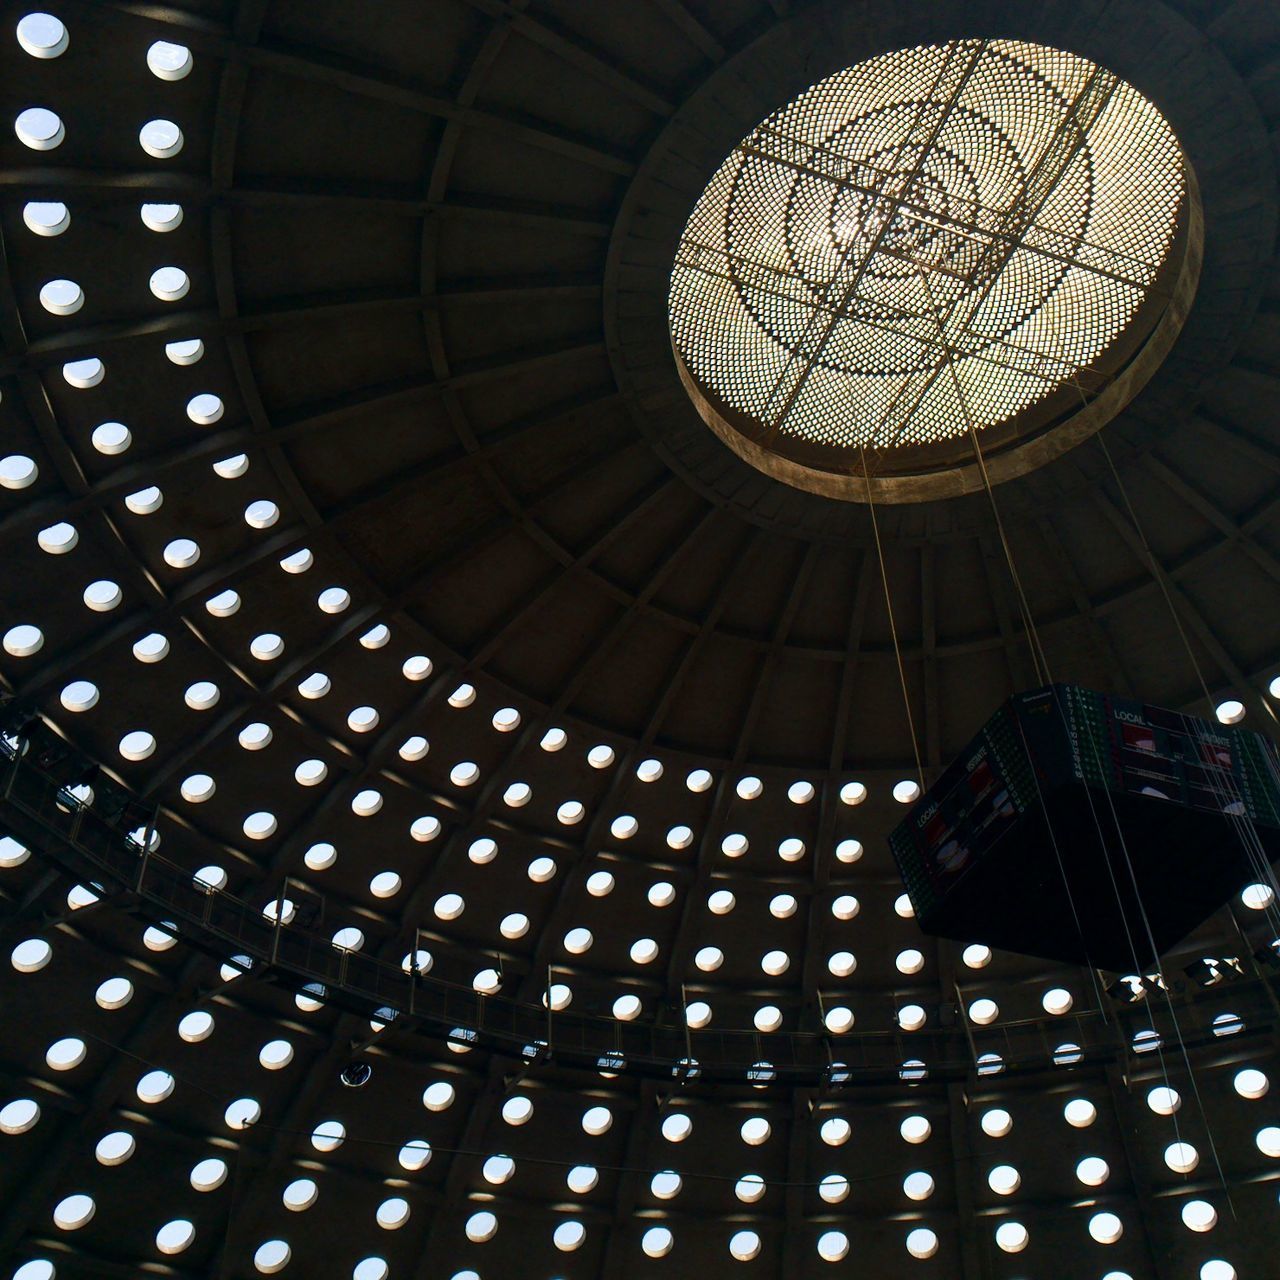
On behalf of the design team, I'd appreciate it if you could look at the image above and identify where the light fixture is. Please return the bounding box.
[521,1040,550,1067]
[823,1060,853,1090]
[339,1062,372,1088]
[1106,975,1148,1004]
[668,38,1195,502]
[1184,956,1243,987]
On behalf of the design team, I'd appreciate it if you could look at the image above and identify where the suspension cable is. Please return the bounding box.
[1066,392,1242,1203]
[1074,712,1237,1210]
[1088,396,1280,957]
[859,442,925,788]
[924,273,1050,687]
[956,386,1113,1016]
[956,363,1235,1201]
[1095,430,1215,711]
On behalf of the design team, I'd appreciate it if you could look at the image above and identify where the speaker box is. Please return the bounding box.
[888,685,1280,970]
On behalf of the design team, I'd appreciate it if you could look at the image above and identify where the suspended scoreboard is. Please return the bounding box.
[889,685,1280,969]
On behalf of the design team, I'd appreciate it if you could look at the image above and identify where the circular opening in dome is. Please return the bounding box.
[553,1220,585,1252]
[140,119,183,158]
[503,913,531,940]
[995,1221,1028,1254]
[311,1120,345,1150]
[662,1112,692,1142]
[147,40,193,80]
[38,521,78,554]
[179,1010,213,1042]
[24,199,69,236]
[825,1005,855,1034]
[668,39,1199,503]
[636,756,663,781]
[582,1105,612,1135]
[788,779,815,803]
[1042,986,1074,1015]
[46,1037,86,1070]
[1089,1212,1124,1244]
[1242,882,1275,910]
[906,1227,938,1259]
[149,265,189,300]
[16,107,64,151]
[96,1130,135,1165]
[11,938,51,973]
[753,1004,782,1032]
[643,1226,673,1257]
[897,1003,926,1031]
[142,201,184,233]
[1182,1200,1217,1232]
[0,1098,40,1134]
[969,997,999,1024]
[40,278,82,318]
[64,356,104,387]
[1234,1068,1269,1099]
[224,1098,260,1130]
[53,1193,94,1230]
[254,1240,290,1273]
[557,800,584,824]
[18,14,69,59]
[832,893,859,920]
[399,1139,432,1171]
[980,1108,1012,1138]
[283,1179,317,1211]
[835,838,863,863]
[376,1196,410,1229]
[190,1157,228,1191]
[820,1117,850,1146]
[818,1230,849,1262]
[95,976,133,1008]
[900,1115,931,1144]
[92,421,131,455]
[1064,1098,1097,1128]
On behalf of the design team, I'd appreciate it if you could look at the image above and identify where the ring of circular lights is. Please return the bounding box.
[668,38,1201,502]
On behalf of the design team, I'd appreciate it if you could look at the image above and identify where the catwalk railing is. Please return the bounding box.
[1,723,1276,1087]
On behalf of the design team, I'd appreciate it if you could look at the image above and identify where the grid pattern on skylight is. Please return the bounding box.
[669,39,1185,451]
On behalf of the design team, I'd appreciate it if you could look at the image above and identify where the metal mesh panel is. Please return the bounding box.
[669,39,1185,451]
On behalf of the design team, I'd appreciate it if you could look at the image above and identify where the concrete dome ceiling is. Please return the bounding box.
[1,2,1279,1279]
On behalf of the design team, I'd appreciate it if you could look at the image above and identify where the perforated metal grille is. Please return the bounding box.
[669,39,1186,452]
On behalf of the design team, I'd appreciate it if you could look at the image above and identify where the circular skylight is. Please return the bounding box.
[669,39,1196,501]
